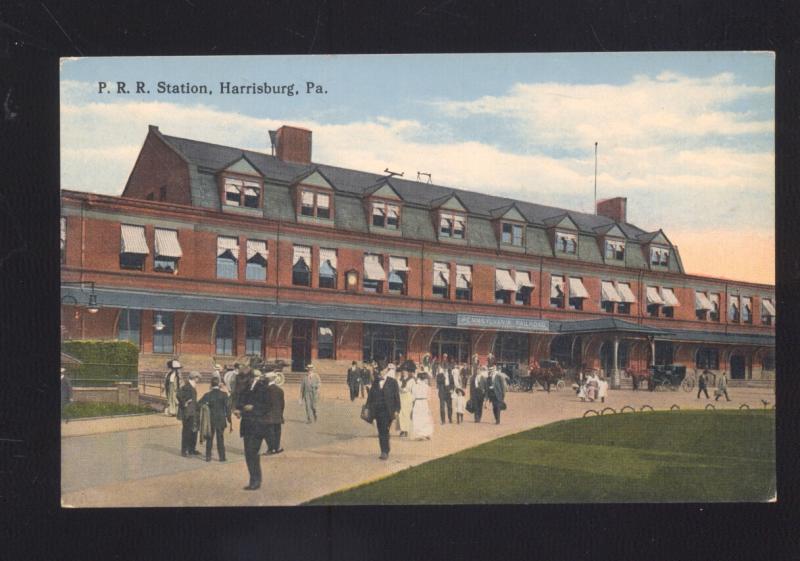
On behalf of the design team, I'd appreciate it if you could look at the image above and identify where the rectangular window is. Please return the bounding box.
[729,295,740,322]
[602,301,615,313]
[120,224,148,270]
[388,256,408,294]
[605,240,625,260]
[225,179,243,206]
[118,309,141,347]
[245,240,268,281]
[742,296,752,324]
[453,216,465,239]
[515,287,531,306]
[709,293,720,321]
[440,213,465,239]
[386,205,400,229]
[243,184,260,209]
[363,253,386,293]
[301,190,315,216]
[651,246,670,266]
[300,190,332,219]
[556,232,577,254]
[152,311,174,354]
[601,281,621,313]
[432,262,450,298]
[761,298,775,325]
[568,277,588,310]
[292,245,312,286]
[696,347,720,370]
[216,236,239,279]
[215,315,235,355]
[455,265,472,301]
[695,291,713,320]
[154,228,181,274]
[319,248,337,289]
[318,322,334,359]
[372,204,386,227]
[60,217,66,263]
[514,271,533,306]
[316,193,331,219]
[372,203,401,229]
[501,223,523,246]
[618,302,631,315]
[550,276,565,308]
[495,269,516,304]
[245,317,263,356]
[439,215,452,237]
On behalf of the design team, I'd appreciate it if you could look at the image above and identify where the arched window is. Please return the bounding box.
[430,329,471,364]
[494,332,529,366]
[695,347,720,370]
[363,324,407,363]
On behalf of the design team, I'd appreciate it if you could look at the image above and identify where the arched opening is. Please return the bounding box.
[730,354,747,380]
[430,329,471,364]
[363,324,407,364]
[654,341,674,365]
[493,332,529,377]
[599,341,630,376]
[549,335,582,369]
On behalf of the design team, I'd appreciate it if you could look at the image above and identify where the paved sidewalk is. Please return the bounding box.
[61,383,774,507]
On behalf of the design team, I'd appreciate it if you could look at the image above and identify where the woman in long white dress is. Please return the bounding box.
[398,371,416,437]
[164,361,180,416]
[411,372,433,440]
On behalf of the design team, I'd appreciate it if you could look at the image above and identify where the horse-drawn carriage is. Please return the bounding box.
[627,364,693,392]
[508,359,567,392]
[236,355,289,386]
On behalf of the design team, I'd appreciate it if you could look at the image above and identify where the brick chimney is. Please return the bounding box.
[596,197,627,223]
[272,125,312,164]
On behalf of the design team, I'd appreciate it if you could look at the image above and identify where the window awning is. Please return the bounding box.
[364,254,386,281]
[762,299,776,316]
[389,256,409,272]
[550,277,564,298]
[601,281,622,302]
[495,269,516,291]
[120,224,149,255]
[616,283,636,303]
[293,245,311,266]
[661,287,680,307]
[456,265,471,289]
[433,262,449,287]
[515,271,534,290]
[246,240,268,261]
[387,205,399,218]
[217,236,239,259]
[695,291,714,311]
[319,326,334,337]
[646,286,664,305]
[243,186,258,197]
[154,229,182,258]
[225,181,242,194]
[568,277,589,299]
[319,248,337,269]
[301,191,314,205]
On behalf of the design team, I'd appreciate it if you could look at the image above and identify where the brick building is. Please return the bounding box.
[60,124,776,385]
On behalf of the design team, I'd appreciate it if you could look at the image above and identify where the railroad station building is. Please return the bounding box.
[60,124,776,386]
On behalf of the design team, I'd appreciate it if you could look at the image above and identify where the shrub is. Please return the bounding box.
[62,402,155,419]
[62,340,139,387]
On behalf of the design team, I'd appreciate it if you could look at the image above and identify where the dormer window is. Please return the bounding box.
[440,212,465,239]
[502,223,524,246]
[650,246,670,266]
[300,190,331,219]
[224,178,260,209]
[372,202,400,229]
[605,239,625,261]
[556,232,577,254]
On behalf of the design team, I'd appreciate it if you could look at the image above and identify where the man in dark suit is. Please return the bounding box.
[365,369,401,460]
[198,377,231,462]
[346,361,360,401]
[177,372,200,456]
[436,365,455,424]
[263,372,285,455]
[235,369,269,490]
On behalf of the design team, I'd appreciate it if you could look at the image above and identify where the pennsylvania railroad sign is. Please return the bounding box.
[456,314,550,332]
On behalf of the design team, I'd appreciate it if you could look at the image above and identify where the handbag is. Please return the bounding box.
[500,401,507,411]
[465,398,475,414]
[360,404,374,424]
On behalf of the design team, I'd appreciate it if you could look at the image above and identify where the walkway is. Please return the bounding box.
[61,383,774,507]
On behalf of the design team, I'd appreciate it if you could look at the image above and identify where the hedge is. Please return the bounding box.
[62,340,139,387]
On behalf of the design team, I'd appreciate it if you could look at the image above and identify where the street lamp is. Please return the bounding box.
[87,293,99,314]
[61,281,101,313]
[153,313,165,331]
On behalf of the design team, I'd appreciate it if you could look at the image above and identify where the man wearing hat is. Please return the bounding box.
[347,361,360,402]
[177,371,201,456]
[60,367,72,423]
[300,364,321,423]
[164,359,181,417]
[236,369,269,490]
[263,371,285,455]
[198,376,231,461]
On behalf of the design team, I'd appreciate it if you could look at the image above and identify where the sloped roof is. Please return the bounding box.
[159,131,651,238]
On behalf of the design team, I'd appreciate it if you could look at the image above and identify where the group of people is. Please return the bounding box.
[357,353,510,460]
[164,360,286,490]
[575,371,609,403]
[696,369,731,401]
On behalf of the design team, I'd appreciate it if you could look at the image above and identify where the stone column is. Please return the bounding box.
[612,336,620,389]
[650,338,656,367]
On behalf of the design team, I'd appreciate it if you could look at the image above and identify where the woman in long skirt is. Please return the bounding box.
[398,371,416,437]
[411,372,433,440]
[164,361,181,416]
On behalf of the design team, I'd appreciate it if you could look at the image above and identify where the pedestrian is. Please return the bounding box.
[347,361,360,401]
[714,371,731,401]
[487,366,507,424]
[586,372,599,402]
[397,369,416,437]
[454,387,466,424]
[697,369,710,399]
[60,367,72,423]
[411,372,433,440]
[436,363,455,424]
[398,353,417,376]
[263,371,285,455]
[365,367,401,459]
[232,365,253,411]
[164,359,181,417]
[469,366,487,422]
[198,376,231,462]
[598,375,609,403]
[235,369,269,490]
[359,362,371,398]
[177,371,201,457]
[300,364,321,423]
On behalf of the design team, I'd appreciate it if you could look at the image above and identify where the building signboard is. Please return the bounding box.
[456,314,550,332]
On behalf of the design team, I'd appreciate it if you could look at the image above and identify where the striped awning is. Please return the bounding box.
[433,262,449,287]
[515,271,534,289]
[387,205,399,218]
[617,282,636,303]
[495,269,516,291]
[695,291,714,311]
[120,224,149,255]
[154,228,182,258]
[762,299,776,316]
[568,277,589,299]
[217,236,239,259]
[646,286,664,305]
[456,265,472,289]
[364,254,386,281]
[389,256,409,272]
[246,240,268,261]
[661,287,680,307]
[293,245,311,266]
[601,281,622,303]
[320,248,337,269]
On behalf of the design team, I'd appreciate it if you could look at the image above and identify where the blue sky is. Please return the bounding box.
[60,53,775,283]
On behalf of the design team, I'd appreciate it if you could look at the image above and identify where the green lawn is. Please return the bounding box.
[308,411,775,504]
[62,401,156,419]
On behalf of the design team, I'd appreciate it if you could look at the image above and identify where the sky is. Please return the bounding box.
[60,53,775,284]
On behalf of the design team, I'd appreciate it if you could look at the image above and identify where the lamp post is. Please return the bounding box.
[61,282,101,340]
[153,313,165,331]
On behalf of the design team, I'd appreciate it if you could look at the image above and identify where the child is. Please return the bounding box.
[454,387,466,424]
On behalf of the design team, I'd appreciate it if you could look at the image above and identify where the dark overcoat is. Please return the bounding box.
[199,387,231,429]
[264,383,285,424]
